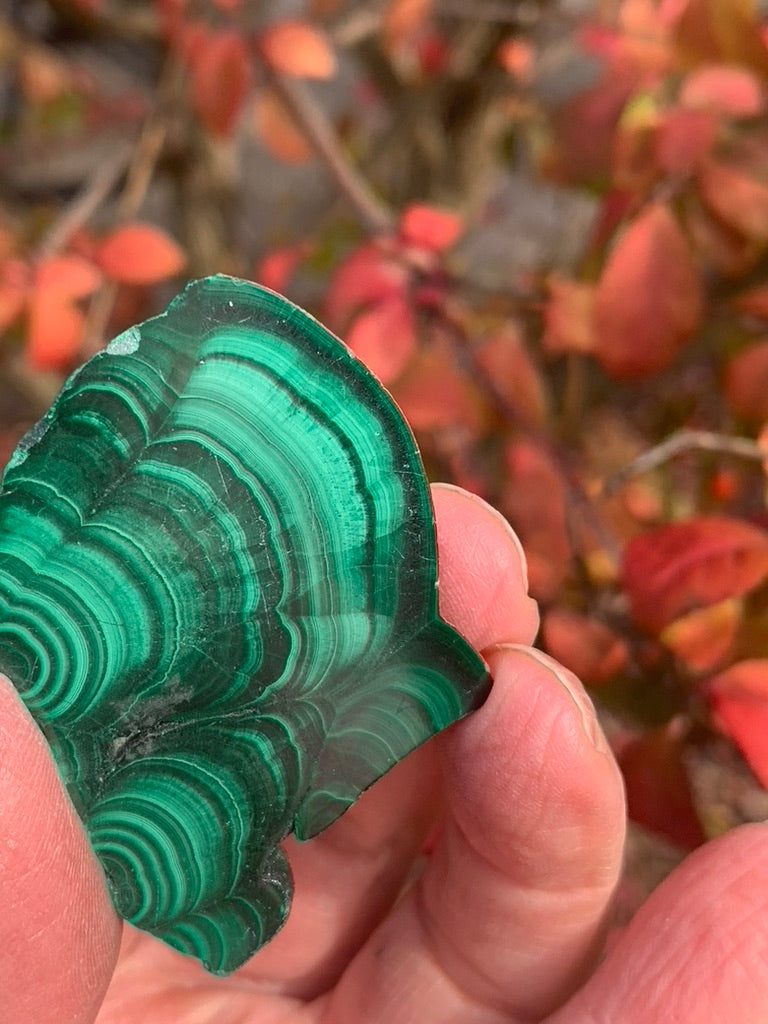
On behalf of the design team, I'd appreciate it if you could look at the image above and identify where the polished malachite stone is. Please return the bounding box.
[0,276,489,974]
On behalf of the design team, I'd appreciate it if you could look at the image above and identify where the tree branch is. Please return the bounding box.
[261,67,395,237]
[602,429,765,497]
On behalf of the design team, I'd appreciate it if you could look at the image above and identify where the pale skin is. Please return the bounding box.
[2,483,768,1024]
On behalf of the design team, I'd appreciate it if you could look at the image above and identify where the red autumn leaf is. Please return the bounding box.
[622,516,768,633]
[709,468,741,504]
[502,440,571,601]
[707,660,768,787]
[176,19,210,66]
[593,203,702,379]
[325,242,407,329]
[415,30,448,76]
[393,337,483,433]
[346,293,416,383]
[654,107,717,176]
[679,64,764,117]
[541,274,596,356]
[383,0,433,47]
[735,285,768,319]
[398,204,462,253]
[618,720,706,850]
[35,255,101,299]
[253,242,310,294]
[685,194,759,278]
[589,189,635,253]
[190,29,251,136]
[660,597,742,673]
[549,69,638,184]
[698,160,768,242]
[258,20,336,79]
[26,291,85,370]
[156,0,186,41]
[724,338,768,422]
[542,608,628,685]
[97,223,185,286]
[474,324,549,427]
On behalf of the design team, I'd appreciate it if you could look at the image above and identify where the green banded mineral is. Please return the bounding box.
[0,276,490,974]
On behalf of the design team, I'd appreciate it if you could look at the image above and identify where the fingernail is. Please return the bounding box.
[487,644,610,754]
[431,482,532,592]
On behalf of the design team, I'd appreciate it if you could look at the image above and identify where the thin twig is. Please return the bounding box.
[82,57,183,355]
[330,7,382,47]
[116,119,168,221]
[601,429,765,497]
[261,67,395,236]
[36,144,132,260]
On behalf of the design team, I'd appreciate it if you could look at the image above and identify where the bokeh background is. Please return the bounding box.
[4,0,768,926]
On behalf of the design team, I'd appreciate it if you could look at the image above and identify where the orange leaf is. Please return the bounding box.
[541,274,596,356]
[17,46,72,104]
[698,160,768,241]
[622,516,768,633]
[660,597,742,673]
[724,338,768,422]
[593,203,702,379]
[542,608,628,685]
[97,223,185,286]
[502,440,570,600]
[252,90,313,164]
[190,29,251,136]
[618,720,706,850]
[497,37,534,80]
[671,0,768,76]
[346,294,416,383]
[680,64,764,117]
[26,292,85,370]
[707,660,768,786]
[398,204,462,252]
[258,20,336,79]
[34,255,101,299]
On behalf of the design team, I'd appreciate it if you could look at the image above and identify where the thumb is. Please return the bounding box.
[550,823,768,1024]
[0,675,120,1024]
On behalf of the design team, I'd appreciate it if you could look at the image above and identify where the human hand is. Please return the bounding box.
[2,483,767,1023]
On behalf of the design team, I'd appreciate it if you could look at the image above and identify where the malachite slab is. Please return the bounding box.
[1,276,490,974]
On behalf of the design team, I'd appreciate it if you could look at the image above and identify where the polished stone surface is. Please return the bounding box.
[0,277,489,973]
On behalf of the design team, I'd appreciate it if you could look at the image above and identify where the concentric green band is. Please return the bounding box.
[0,277,489,974]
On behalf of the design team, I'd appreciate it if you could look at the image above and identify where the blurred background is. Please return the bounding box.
[4,0,768,927]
